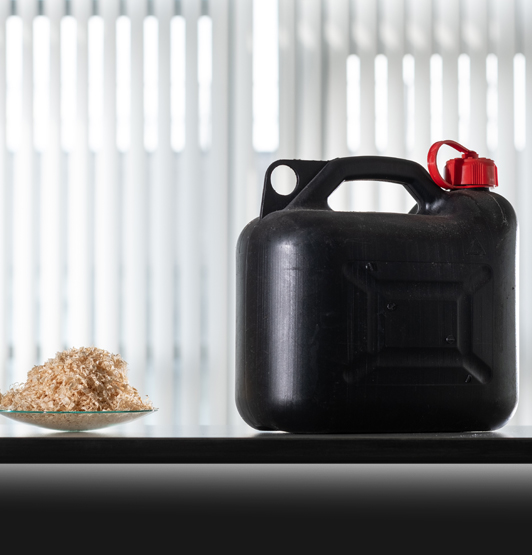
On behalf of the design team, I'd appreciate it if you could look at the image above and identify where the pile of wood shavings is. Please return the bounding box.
[0,347,154,412]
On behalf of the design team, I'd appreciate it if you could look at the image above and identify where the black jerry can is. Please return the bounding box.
[236,142,518,433]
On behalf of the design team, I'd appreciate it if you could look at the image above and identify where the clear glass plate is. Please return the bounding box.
[0,408,157,432]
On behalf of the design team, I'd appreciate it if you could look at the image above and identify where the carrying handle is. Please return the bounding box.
[260,156,446,218]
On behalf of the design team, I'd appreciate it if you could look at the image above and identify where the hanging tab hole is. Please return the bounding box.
[271,165,297,196]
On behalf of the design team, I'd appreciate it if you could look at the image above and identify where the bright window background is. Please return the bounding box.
[0,0,531,428]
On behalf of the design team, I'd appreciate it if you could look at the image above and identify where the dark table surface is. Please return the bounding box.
[4,419,532,535]
[2,417,532,463]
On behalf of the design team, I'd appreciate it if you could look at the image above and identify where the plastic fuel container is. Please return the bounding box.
[236,141,518,433]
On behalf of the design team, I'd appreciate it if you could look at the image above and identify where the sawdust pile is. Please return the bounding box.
[0,346,154,412]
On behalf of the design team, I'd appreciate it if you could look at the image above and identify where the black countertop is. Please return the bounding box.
[2,419,532,463]
[4,420,532,535]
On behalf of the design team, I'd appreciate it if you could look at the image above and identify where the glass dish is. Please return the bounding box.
[0,408,157,432]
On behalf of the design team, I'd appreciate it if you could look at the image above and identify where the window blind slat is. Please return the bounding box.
[324,0,349,160]
[179,0,202,426]
[207,0,230,424]
[296,0,322,159]
[227,0,254,427]
[464,0,488,154]
[324,0,350,211]
[123,0,147,391]
[409,0,431,167]
[0,2,8,391]
[352,0,378,211]
[94,0,120,354]
[495,0,517,207]
[381,0,404,159]
[67,0,92,349]
[151,0,175,426]
[39,0,63,363]
[437,0,459,141]
[278,0,296,159]
[12,1,37,383]
[380,0,408,212]
[517,0,532,426]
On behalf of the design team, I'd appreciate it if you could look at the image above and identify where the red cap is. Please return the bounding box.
[427,140,498,190]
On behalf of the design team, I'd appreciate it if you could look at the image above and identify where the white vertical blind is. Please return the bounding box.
[94,0,120,354]
[1,0,532,427]
[40,0,62,364]
[278,0,296,161]
[0,2,8,393]
[68,0,92,351]
[152,0,175,426]
[179,0,202,426]
[252,0,277,153]
[436,0,460,142]
[227,0,253,427]
[207,0,230,424]
[296,0,322,160]
[464,0,488,154]
[409,0,431,167]
[380,0,408,211]
[494,0,517,207]
[519,0,532,426]
[123,0,147,393]
[12,1,36,383]
[352,0,378,212]
[324,0,349,211]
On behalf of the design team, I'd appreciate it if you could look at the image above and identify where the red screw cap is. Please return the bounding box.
[427,140,498,190]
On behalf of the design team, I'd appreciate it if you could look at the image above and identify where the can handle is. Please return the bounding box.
[261,156,445,218]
